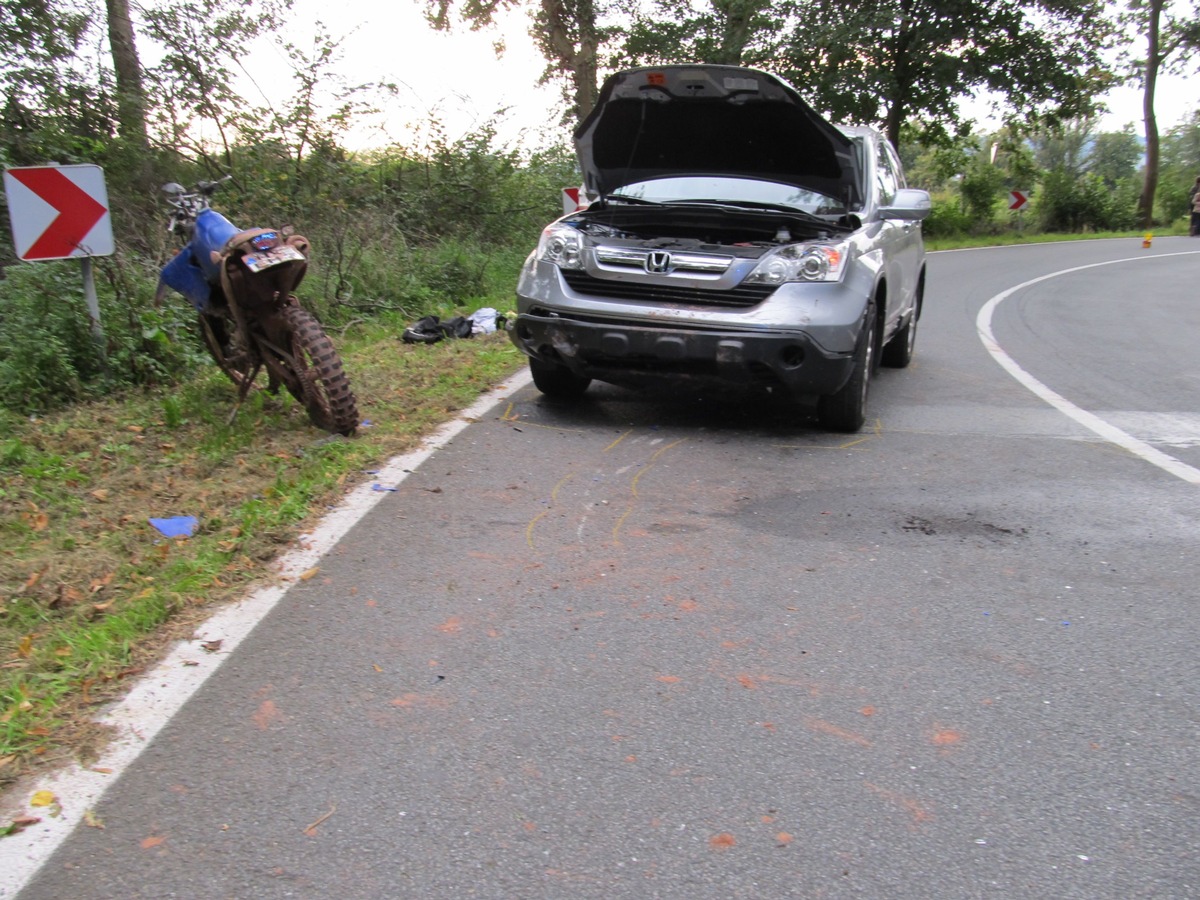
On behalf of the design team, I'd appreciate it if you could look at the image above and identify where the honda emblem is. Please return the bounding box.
[645,251,672,274]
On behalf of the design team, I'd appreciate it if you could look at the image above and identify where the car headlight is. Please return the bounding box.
[745,243,847,285]
[536,223,584,270]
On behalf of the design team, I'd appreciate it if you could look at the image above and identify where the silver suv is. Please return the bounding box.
[509,65,931,432]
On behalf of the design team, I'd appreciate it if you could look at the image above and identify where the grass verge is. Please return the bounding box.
[0,318,523,788]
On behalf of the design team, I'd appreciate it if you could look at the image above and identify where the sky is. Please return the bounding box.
[249,2,1196,152]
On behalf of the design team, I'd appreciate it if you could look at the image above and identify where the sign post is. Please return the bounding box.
[3,164,115,356]
[1008,190,1029,230]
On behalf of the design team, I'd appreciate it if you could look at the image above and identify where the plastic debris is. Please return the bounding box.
[148,516,198,538]
[371,484,397,492]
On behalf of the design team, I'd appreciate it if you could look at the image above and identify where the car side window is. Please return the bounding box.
[886,143,907,190]
[876,141,899,205]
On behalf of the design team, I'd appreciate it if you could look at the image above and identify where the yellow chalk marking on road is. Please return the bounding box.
[630,439,686,498]
[614,438,686,542]
[612,502,636,546]
[524,472,575,550]
[604,429,633,452]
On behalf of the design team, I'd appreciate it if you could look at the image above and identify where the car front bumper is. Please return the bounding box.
[510,309,856,397]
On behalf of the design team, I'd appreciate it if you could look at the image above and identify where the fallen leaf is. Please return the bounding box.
[776,832,794,846]
[89,572,115,593]
[299,567,320,581]
[84,809,105,829]
[90,489,109,502]
[30,790,56,807]
[1,815,41,836]
[16,635,34,658]
[140,835,165,849]
[201,640,222,653]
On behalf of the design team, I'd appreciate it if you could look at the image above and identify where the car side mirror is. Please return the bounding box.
[879,188,932,221]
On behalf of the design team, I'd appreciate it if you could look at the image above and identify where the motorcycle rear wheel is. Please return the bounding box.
[276,306,359,436]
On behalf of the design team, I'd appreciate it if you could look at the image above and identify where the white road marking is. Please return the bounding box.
[0,368,533,899]
[975,252,1200,485]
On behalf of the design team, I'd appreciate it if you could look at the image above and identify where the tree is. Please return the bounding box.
[1088,127,1142,186]
[105,0,148,149]
[139,0,290,167]
[425,0,614,123]
[1029,119,1098,178]
[1123,0,1200,226]
[776,0,1113,147]
[616,0,788,69]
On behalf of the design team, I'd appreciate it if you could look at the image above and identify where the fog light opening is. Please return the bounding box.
[780,345,805,369]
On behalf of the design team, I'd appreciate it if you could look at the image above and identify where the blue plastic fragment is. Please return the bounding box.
[371,483,397,492]
[149,516,198,538]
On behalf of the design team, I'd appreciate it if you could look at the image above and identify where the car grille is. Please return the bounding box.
[561,271,775,308]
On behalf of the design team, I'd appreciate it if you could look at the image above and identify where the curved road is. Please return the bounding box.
[6,238,1200,898]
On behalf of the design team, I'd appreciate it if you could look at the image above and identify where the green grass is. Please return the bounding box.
[925,226,1186,252]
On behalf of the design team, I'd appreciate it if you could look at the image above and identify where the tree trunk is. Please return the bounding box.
[106,0,149,149]
[1138,0,1163,228]
[540,0,600,123]
[711,0,758,65]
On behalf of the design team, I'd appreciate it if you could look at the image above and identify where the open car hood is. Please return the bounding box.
[575,65,859,206]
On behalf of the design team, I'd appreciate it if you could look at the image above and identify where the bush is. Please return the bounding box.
[0,259,199,414]
[1035,169,1136,232]
[923,193,974,237]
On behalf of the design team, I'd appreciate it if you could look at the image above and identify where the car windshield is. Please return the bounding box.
[609,177,845,216]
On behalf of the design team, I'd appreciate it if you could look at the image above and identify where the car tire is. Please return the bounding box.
[882,274,923,369]
[817,302,876,433]
[530,357,591,399]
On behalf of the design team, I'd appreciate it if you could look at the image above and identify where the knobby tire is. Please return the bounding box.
[279,306,359,436]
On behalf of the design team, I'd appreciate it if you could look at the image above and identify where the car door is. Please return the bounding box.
[874,138,922,327]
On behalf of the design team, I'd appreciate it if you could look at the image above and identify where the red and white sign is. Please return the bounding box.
[1008,190,1029,211]
[4,164,114,261]
[562,186,583,215]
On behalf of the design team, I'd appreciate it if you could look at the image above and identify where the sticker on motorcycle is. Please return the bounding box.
[241,244,304,273]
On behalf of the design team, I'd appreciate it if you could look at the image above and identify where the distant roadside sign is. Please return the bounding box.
[1009,190,1029,211]
[4,164,114,261]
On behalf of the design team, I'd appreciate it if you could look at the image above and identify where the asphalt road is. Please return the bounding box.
[12,238,1200,898]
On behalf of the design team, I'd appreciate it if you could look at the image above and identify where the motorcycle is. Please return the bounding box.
[156,177,359,436]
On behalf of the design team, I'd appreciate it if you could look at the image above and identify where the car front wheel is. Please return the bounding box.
[529,357,591,399]
[817,303,876,433]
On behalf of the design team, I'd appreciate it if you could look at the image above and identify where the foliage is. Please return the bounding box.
[779,0,1113,146]
[0,258,200,414]
[1035,168,1138,231]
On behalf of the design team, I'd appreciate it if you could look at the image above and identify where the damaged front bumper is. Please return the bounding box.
[510,309,856,397]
